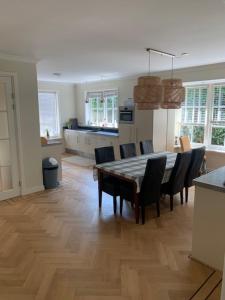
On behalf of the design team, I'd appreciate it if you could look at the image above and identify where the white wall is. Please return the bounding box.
[221,255,225,300]
[75,78,136,125]
[0,58,43,194]
[38,81,76,134]
[75,62,225,151]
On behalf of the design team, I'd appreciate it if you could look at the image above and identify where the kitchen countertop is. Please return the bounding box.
[88,131,119,137]
[64,128,119,137]
[194,166,225,193]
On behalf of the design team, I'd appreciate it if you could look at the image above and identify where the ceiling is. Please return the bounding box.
[0,0,225,83]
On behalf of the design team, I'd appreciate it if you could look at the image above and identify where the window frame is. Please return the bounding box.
[85,89,118,128]
[180,85,208,146]
[180,83,225,150]
[208,84,225,150]
[38,90,61,138]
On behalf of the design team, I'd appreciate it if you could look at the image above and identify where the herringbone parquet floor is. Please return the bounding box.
[0,160,221,300]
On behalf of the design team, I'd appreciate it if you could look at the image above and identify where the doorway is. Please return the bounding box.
[0,76,20,200]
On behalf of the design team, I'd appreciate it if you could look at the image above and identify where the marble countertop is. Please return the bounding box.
[194,166,225,193]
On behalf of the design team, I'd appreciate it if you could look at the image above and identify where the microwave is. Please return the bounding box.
[119,106,135,124]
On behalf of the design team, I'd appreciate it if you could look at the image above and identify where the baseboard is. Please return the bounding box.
[21,185,44,196]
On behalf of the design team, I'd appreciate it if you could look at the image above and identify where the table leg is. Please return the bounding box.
[98,170,103,208]
[133,182,139,224]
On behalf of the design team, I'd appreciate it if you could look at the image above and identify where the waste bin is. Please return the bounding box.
[42,157,59,189]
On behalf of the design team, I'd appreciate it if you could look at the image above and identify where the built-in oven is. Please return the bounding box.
[119,106,135,124]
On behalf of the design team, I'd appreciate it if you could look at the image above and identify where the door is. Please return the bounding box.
[0,76,20,201]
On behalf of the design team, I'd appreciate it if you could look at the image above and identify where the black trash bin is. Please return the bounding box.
[42,157,59,189]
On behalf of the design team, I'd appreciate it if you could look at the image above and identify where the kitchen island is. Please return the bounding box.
[192,166,225,270]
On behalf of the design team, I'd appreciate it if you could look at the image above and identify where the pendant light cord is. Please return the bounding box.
[148,49,151,75]
[171,56,174,79]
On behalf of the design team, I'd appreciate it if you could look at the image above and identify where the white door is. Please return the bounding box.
[0,76,20,201]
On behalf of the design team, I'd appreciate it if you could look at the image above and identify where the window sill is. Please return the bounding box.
[174,144,225,154]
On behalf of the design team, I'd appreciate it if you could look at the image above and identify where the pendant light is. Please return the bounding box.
[134,49,162,110]
[161,56,185,109]
[100,76,105,103]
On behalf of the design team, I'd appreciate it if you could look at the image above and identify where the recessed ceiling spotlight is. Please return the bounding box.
[181,52,189,56]
[53,72,61,76]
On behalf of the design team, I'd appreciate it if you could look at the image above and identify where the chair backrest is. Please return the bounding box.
[180,136,191,152]
[185,146,206,188]
[120,143,137,159]
[168,151,192,195]
[140,140,154,155]
[95,146,115,164]
[140,156,167,205]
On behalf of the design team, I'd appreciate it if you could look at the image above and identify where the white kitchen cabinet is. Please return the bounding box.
[64,129,119,159]
[64,130,78,149]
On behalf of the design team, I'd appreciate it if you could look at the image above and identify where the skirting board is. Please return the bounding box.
[21,185,45,196]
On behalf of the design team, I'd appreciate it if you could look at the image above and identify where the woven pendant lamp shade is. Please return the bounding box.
[134,76,162,110]
[161,79,185,109]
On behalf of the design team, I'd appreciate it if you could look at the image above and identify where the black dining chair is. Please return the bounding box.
[140,140,154,155]
[95,146,119,214]
[119,156,167,224]
[161,151,192,211]
[184,146,206,203]
[120,143,137,159]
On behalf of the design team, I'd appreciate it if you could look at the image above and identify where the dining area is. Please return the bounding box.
[94,138,206,224]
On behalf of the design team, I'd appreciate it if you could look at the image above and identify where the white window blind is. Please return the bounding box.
[180,86,207,144]
[210,85,225,146]
[38,92,60,137]
[86,89,118,127]
[179,83,225,149]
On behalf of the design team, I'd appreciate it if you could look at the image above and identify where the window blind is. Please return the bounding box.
[38,92,60,137]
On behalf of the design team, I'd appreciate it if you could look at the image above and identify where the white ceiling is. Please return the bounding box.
[0,0,225,83]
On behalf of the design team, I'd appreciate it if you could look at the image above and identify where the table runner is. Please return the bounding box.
[94,152,177,192]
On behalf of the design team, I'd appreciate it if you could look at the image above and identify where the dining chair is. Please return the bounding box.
[180,135,207,172]
[95,146,119,214]
[184,146,206,203]
[119,156,167,224]
[161,151,192,211]
[140,140,154,154]
[120,143,137,159]
[179,136,191,152]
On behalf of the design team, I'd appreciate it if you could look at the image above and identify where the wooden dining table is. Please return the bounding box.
[94,151,177,224]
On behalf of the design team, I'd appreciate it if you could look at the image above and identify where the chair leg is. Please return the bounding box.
[113,196,117,215]
[141,205,145,224]
[156,199,160,217]
[120,196,123,216]
[185,187,189,203]
[170,195,173,211]
[98,188,102,208]
[180,190,184,205]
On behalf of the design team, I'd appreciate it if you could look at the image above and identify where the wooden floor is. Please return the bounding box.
[0,160,221,300]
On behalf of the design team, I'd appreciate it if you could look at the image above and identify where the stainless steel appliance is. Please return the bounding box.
[119,106,135,124]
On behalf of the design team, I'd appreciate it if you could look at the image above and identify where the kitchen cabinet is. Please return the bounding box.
[64,130,119,159]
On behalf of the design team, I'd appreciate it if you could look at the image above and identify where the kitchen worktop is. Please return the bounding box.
[192,165,225,271]
[64,128,119,137]
[194,166,225,193]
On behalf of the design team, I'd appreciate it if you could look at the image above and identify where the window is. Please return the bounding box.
[86,90,118,127]
[210,85,225,146]
[180,86,207,144]
[179,83,225,149]
[38,92,60,137]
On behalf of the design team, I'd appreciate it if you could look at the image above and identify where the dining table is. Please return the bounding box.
[94,151,177,224]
